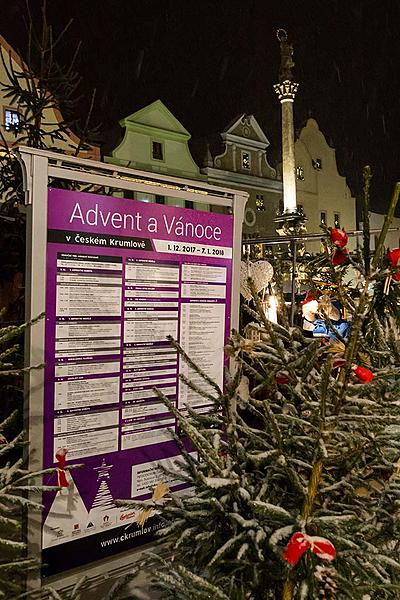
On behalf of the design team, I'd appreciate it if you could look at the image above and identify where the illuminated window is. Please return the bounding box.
[152,141,163,160]
[136,193,153,203]
[334,213,340,228]
[320,211,326,225]
[296,166,305,180]
[242,152,250,169]
[312,158,322,170]
[4,108,21,131]
[255,194,265,211]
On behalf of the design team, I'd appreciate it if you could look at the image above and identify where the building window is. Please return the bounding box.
[136,192,154,203]
[152,141,163,160]
[4,108,21,131]
[155,195,165,204]
[320,211,327,225]
[241,151,250,170]
[312,158,322,170]
[185,200,194,209]
[296,166,305,181]
[255,194,265,211]
[334,213,340,228]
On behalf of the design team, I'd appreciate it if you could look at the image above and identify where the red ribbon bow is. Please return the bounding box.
[329,228,349,266]
[329,227,348,248]
[387,248,400,282]
[333,360,374,383]
[55,448,69,488]
[283,532,336,567]
[332,247,348,266]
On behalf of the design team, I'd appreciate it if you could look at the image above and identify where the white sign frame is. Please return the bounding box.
[17,146,247,595]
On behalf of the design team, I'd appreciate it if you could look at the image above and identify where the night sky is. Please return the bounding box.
[1,0,400,211]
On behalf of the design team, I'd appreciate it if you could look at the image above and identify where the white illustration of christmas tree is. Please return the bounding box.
[90,458,116,512]
[87,457,126,530]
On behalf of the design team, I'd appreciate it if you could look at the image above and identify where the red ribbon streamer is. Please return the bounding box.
[55,448,69,488]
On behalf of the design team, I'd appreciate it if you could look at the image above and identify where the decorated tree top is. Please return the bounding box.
[120,179,400,600]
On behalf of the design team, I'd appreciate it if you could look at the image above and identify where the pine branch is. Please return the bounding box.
[167,336,222,395]
[372,183,400,271]
[362,166,372,275]
[153,388,223,474]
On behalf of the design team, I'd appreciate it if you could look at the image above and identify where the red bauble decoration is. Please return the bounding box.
[0,433,7,445]
[352,365,374,383]
[329,227,348,248]
[332,247,348,266]
[284,532,336,567]
[387,248,400,281]
[55,448,69,488]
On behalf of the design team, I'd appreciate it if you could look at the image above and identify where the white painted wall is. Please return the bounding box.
[365,212,400,250]
[295,119,357,253]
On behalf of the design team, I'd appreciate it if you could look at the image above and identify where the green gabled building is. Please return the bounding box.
[104,100,208,210]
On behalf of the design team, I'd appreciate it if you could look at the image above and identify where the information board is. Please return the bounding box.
[41,188,233,575]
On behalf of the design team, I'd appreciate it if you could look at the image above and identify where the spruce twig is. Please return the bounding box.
[362,166,372,275]
[167,336,222,395]
[371,182,400,271]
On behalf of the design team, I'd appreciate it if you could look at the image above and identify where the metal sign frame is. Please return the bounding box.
[17,146,248,594]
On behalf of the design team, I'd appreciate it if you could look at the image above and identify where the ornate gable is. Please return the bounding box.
[211,113,276,179]
[222,114,271,147]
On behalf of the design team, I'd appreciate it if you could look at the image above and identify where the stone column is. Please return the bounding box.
[274,80,299,214]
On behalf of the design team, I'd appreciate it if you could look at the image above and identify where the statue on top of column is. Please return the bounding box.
[277,28,295,82]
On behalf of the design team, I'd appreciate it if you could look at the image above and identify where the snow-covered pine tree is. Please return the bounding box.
[0,312,52,597]
[0,5,97,597]
[125,181,400,600]
[0,0,98,227]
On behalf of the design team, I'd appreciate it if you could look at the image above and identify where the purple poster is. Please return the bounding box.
[42,188,233,575]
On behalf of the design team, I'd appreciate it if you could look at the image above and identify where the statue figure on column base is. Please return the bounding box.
[277,28,295,82]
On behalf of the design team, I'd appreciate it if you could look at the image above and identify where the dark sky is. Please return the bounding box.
[1,0,400,211]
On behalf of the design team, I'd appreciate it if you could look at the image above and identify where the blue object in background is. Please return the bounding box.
[313,318,350,340]
[312,298,350,341]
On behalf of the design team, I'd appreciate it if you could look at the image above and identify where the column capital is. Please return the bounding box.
[274,80,299,101]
